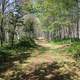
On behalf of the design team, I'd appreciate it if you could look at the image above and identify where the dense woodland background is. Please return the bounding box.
[0,0,80,80]
[0,0,80,45]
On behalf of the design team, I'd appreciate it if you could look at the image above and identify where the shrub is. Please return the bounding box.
[73,49,80,60]
[15,37,37,49]
[67,42,80,60]
[0,47,11,62]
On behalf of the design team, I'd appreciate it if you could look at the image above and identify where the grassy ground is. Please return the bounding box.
[50,39,80,60]
[0,39,80,80]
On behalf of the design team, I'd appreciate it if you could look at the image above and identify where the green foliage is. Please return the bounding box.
[50,39,72,45]
[15,37,36,49]
[33,0,77,33]
[67,42,80,60]
[22,1,33,13]
[0,37,36,64]
[74,49,80,60]
[50,39,80,60]
[0,47,11,62]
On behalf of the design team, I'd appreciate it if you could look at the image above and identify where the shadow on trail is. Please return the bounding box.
[0,38,37,74]
[0,50,32,73]
[10,62,74,80]
[0,40,79,80]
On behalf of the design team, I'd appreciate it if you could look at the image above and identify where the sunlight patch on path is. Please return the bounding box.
[18,40,76,70]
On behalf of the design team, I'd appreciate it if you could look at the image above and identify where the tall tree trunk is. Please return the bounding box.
[11,24,16,47]
[0,18,4,46]
[0,0,6,46]
[76,0,80,39]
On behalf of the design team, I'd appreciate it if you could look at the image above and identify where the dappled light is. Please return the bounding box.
[0,0,80,80]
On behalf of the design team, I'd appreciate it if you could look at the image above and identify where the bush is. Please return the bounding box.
[67,42,80,60]
[73,49,80,60]
[0,47,11,62]
[15,38,37,49]
[0,37,37,63]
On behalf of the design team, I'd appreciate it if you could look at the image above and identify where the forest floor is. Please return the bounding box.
[0,39,80,80]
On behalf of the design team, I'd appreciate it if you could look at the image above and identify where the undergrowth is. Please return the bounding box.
[0,38,37,64]
[50,39,80,60]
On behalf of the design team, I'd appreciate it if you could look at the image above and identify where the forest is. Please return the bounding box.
[0,0,80,80]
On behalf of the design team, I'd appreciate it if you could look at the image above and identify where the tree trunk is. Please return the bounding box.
[0,17,5,47]
[11,24,16,47]
[76,0,80,39]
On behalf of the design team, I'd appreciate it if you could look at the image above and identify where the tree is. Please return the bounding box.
[9,1,23,47]
[76,0,80,39]
[0,0,6,46]
[32,0,78,40]
[0,0,18,46]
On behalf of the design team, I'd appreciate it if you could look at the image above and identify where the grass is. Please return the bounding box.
[50,39,72,45]
[50,39,80,60]
[66,42,80,60]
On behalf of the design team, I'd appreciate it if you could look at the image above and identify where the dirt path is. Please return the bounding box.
[1,40,80,80]
[13,40,76,73]
[26,40,75,65]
